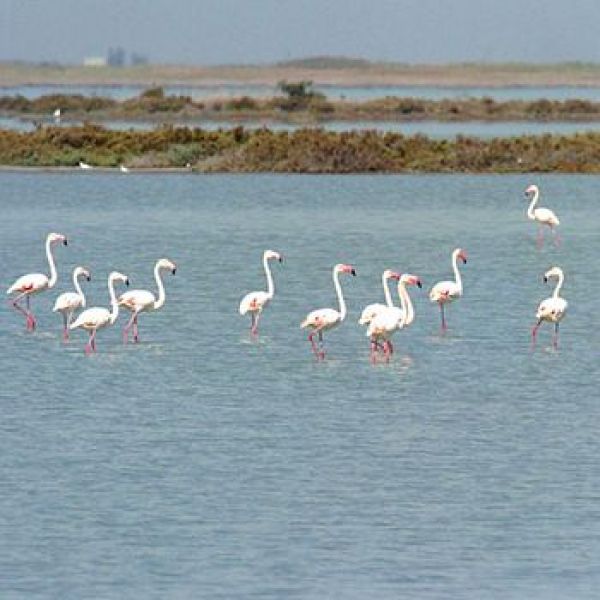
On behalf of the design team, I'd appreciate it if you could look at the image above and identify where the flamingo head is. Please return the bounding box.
[543,266,563,283]
[336,263,356,276]
[401,274,422,288]
[158,258,177,275]
[525,184,538,198]
[383,269,401,281]
[75,266,91,282]
[110,271,130,287]
[48,232,68,246]
[265,250,283,264]
[454,248,467,264]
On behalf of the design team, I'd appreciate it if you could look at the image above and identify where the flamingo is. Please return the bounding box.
[300,263,356,360]
[525,184,560,247]
[70,271,129,355]
[52,266,91,341]
[429,248,467,332]
[118,258,177,343]
[531,266,568,349]
[239,250,283,335]
[367,274,422,361]
[358,269,401,326]
[6,232,68,331]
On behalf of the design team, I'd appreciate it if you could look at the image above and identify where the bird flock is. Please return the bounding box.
[7,184,566,359]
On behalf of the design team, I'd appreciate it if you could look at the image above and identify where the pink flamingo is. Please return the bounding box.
[239,250,283,335]
[531,266,568,349]
[52,266,91,341]
[70,271,129,355]
[367,274,422,362]
[429,248,467,332]
[300,263,356,360]
[6,232,68,331]
[118,258,177,344]
[525,184,560,247]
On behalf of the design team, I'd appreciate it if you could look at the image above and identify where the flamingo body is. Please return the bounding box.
[53,266,90,339]
[358,269,401,326]
[118,258,176,343]
[532,266,568,349]
[525,184,560,246]
[7,273,50,296]
[239,249,282,335]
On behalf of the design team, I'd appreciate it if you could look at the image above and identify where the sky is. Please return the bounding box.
[1,0,599,65]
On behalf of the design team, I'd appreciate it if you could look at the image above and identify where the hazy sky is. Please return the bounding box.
[1,0,599,65]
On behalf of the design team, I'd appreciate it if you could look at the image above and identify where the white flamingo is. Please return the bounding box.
[52,266,91,340]
[239,250,283,335]
[6,232,68,331]
[70,271,129,355]
[367,274,422,361]
[358,269,401,326]
[531,266,568,349]
[429,248,467,332]
[300,263,356,360]
[118,258,177,344]
[525,184,560,247]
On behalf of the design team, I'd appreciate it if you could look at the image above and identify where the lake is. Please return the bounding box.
[1,172,599,598]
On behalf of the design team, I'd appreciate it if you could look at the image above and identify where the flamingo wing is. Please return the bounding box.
[301,308,340,330]
[71,307,111,330]
[358,302,387,325]
[239,291,270,315]
[7,273,49,295]
[534,207,559,226]
[367,306,403,338]
[53,292,83,312]
[118,289,156,312]
[429,280,460,302]
[536,297,567,321]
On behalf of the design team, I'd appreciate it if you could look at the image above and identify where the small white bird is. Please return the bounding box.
[239,250,283,335]
[300,263,356,360]
[7,232,68,331]
[358,269,401,326]
[79,161,92,170]
[118,258,177,343]
[119,164,130,173]
[532,266,568,349]
[367,274,422,361]
[525,184,560,247]
[429,248,467,332]
[53,108,61,123]
[53,266,91,341]
[70,271,129,355]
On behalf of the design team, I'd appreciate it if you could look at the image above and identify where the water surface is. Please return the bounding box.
[1,173,599,599]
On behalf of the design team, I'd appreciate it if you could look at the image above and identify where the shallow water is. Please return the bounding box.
[1,173,599,598]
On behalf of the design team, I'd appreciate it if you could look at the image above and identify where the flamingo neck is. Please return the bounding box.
[527,189,539,220]
[263,254,275,299]
[397,281,415,327]
[153,263,167,310]
[452,252,463,294]
[333,268,347,322]
[73,270,86,307]
[108,275,120,324]
[46,238,58,288]
[382,273,394,307]
[552,272,564,299]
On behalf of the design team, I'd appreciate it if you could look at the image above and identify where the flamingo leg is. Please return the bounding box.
[122,311,136,344]
[388,340,394,355]
[251,312,261,336]
[62,312,69,341]
[85,330,96,355]
[9,292,32,329]
[24,295,37,330]
[553,322,560,349]
[318,330,326,360]
[531,319,542,348]
[551,226,561,247]
[439,302,447,332]
[370,338,379,363]
[133,314,140,343]
[536,225,544,248]
[308,331,320,358]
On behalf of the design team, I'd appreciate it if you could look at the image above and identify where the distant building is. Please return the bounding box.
[83,57,107,67]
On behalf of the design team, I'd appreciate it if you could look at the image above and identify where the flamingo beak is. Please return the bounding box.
[278,256,283,263]
[63,238,68,246]
[416,280,422,288]
[351,268,356,276]
[125,279,130,286]
[86,275,91,282]
[543,276,548,283]
[172,268,177,275]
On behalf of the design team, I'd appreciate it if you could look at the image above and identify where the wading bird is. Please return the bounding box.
[239,250,283,336]
[300,263,356,360]
[119,259,177,343]
[6,232,68,331]
[358,269,401,326]
[53,266,91,340]
[532,266,567,349]
[429,248,467,332]
[70,271,129,355]
[525,184,560,247]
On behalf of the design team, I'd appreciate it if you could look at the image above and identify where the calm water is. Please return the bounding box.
[3,83,600,102]
[1,173,600,599]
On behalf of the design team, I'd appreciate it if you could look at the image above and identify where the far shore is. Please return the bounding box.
[2,61,600,88]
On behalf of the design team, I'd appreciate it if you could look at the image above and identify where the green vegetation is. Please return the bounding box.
[1,124,599,172]
[3,90,600,124]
